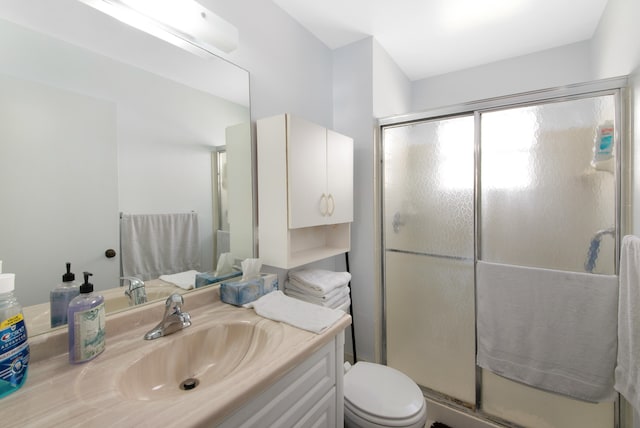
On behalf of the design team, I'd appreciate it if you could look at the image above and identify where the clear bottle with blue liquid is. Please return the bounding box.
[0,261,29,399]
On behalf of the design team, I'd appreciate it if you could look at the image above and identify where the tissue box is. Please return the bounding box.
[220,273,278,306]
[195,270,242,288]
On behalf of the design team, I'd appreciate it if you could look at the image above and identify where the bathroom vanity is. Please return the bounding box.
[3,286,350,427]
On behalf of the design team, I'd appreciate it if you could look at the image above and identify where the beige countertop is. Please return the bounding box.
[1,286,351,427]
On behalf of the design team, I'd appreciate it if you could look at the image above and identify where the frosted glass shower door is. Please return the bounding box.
[479,95,617,427]
[383,115,476,405]
[480,96,616,274]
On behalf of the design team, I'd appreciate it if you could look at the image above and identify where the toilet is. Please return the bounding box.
[343,362,427,428]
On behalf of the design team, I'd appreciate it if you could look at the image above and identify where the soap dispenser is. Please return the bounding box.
[67,272,105,364]
[50,262,80,328]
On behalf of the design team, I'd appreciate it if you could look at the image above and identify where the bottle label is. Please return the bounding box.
[72,303,106,362]
[0,313,29,388]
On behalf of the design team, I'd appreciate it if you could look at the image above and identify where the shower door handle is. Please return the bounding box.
[392,212,405,233]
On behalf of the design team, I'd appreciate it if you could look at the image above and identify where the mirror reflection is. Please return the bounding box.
[0,1,253,336]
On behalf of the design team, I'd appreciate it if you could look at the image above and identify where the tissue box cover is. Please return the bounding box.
[195,270,242,288]
[220,273,278,306]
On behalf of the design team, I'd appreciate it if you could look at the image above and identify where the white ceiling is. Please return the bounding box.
[272,0,610,81]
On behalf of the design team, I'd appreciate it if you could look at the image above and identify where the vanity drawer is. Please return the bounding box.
[219,339,337,427]
[292,387,337,428]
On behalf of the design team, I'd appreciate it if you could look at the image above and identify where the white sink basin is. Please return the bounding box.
[116,321,283,401]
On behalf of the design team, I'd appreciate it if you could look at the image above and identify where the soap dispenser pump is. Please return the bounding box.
[50,262,80,328]
[67,272,106,364]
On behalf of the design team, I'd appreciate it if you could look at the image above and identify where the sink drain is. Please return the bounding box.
[180,378,200,391]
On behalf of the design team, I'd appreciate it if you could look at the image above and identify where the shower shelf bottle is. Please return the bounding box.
[67,272,106,364]
[0,261,30,399]
[50,262,80,328]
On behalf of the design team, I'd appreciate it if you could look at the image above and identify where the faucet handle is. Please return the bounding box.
[121,276,145,290]
[165,293,185,313]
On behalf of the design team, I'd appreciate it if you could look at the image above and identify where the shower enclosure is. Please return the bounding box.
[380,78,627,428]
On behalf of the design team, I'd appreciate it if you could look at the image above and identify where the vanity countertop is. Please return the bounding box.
[1,286,351,427]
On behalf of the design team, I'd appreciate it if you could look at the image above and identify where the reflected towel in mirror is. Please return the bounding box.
[120,212,201,281]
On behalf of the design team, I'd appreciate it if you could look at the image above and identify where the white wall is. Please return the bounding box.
[333,38,375,361]
[202,0,334,127]
[411,41,593,112]
[591,0,640,81]
[331,37,413,363]
[373,41,412,119]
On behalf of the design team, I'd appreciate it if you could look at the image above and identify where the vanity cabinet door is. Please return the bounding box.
[218,336,342,428]
[287,115,327,229]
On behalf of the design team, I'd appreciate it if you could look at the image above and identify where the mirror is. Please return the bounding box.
[0,1,253,336]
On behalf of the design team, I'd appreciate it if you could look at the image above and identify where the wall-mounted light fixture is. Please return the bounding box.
[78,0,238,56]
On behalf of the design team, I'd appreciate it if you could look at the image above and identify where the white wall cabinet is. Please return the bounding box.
[287,117,353,228]
[219,332,345,428]
[257,114,353,269]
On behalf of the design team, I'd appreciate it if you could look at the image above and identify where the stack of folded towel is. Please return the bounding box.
[284,269,351,311]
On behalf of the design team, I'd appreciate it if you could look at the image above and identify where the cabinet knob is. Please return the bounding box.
[105,249,117,258]
[327,194,335,216]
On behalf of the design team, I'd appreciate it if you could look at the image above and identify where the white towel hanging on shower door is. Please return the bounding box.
[476,261,618,402]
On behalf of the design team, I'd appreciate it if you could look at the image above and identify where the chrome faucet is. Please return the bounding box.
[121,276,147,306]
[144,293,191,340]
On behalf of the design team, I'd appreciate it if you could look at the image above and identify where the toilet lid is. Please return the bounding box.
[344,362,424,420]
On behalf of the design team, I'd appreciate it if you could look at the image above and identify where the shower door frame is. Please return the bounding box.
[378,75,630,428]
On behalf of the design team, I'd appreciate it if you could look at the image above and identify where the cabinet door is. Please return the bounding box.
[326,129,353,224]
[287,115,328,229]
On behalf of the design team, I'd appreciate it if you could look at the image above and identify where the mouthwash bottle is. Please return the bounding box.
[0,261,29,398]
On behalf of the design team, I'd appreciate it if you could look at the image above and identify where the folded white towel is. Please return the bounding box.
[285,280,349,300]
[477,261,617,402]
[336,298,351,313]
[159,270,200,290]
[245,291,345,334]
[615,235,640,413]
[287,269,351,296]
[284,287,350,309]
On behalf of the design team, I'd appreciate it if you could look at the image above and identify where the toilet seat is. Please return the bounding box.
[344,362,427,427]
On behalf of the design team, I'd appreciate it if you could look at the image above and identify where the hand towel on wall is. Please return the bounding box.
[121,212,201,281]
[615,235,640,414]
[476,261,618,402]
